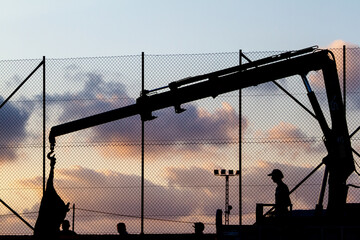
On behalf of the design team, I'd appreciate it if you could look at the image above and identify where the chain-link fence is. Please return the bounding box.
[1,47,359,235]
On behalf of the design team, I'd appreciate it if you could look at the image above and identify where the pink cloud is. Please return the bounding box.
[327,39,358,49]
[256,121,324,159]
[310,40,360,109]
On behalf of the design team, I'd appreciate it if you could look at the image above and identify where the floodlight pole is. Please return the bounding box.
[224,175,230,225]
[214,169,239,225]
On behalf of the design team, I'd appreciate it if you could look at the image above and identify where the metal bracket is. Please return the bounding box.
[168,82,186,114]
[136,90,157,121]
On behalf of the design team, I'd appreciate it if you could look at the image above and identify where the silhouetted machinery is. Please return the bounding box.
[49,46,360,239]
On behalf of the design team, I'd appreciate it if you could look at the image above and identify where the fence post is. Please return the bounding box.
[239,50,242,226]
[141,52,145,235]
[343,45,346,115]
[43,56,46,195]
[73,203,75,231]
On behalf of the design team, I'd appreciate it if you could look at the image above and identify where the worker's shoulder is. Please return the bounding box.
[278,182,290,191]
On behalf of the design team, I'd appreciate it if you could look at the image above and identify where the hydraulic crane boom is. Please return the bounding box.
[49,46,354,217]
[48,46,320,146]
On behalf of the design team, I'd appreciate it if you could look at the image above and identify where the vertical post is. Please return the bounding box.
[225,175,230,225]
[141,52,145,235]
[238,50,242,226]
[43,56,46,195]
[343,45,346,114]
[72,204,75,231]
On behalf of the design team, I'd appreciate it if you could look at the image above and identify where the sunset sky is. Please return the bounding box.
[1,0,360,235]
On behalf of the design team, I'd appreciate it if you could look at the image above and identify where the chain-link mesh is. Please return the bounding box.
[1,48,359,235]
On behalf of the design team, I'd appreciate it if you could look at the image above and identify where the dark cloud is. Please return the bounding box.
[0,96,30,162]
[46,72,132,123]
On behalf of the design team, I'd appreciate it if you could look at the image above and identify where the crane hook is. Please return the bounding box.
[47,151,56,161]
[47,150,56,167]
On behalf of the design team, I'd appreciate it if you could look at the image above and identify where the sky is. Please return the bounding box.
[1,0,360,236]
[0,0,360,59]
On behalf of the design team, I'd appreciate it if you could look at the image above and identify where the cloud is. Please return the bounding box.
[47,72,132,123]
[47,71,245,160]
[254,121,325,160]
[327,41,360,92]
[328,40,360,109]
[19,166,198,219]
[17,165,204,234]
[327,39,358,49]
[17,165,223,233]
[17,157,354,234]
[159,161,331,224]
[94,102,244,160]
[310,40,360,109]
[0,96,30,163]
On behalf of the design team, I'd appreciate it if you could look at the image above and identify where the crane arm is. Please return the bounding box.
[48,47,354,178]
[50,46,324,149]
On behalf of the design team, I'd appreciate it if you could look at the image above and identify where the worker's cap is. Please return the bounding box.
[268,169,283,179]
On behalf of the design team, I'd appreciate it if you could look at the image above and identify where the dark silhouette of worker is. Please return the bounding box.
[34,152,70,239]
[60,220,77,236]
[193,222,205,235]
[117,222,128,237]
[268,169,292,217]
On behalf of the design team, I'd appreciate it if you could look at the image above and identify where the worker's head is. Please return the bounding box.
[268,169,284,182]
[193,222,205,235]
[117,222,127,235]
[62,220,70,231]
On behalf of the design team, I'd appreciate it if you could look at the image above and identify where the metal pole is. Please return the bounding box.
[290,162,324,194]
[43,57,46,195]
[72,203,75,231]
[238,50,242,226]
[350,126,360,138]
[225,175,230,225]
[141,52,145,235]
[316,167,329,214]
[0,198,34,230]
[343,45,346,115]
[0,61,43,109]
